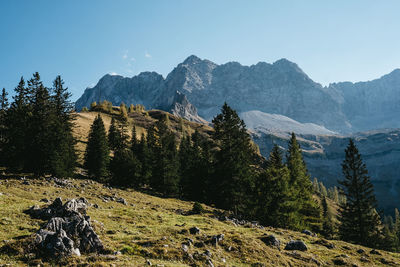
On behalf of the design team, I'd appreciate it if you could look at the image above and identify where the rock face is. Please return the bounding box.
[26,197,104,258]
[252,128,400,212]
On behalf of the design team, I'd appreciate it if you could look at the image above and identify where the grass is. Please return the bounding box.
[1,178,400,266]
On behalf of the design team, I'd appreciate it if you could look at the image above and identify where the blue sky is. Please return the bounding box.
[1,0,400,100]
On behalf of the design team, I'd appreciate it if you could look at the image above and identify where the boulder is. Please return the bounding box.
[26,197,104,258]
[260,235,280,248]
[284,240,307,251]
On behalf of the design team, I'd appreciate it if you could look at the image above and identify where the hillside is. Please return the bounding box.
[73,109,214,163]
[1,177,399,266]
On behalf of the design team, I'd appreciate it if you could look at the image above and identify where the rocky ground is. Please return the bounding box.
[1,177,400,266]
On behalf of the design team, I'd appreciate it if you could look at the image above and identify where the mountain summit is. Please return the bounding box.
[76,55,400,133]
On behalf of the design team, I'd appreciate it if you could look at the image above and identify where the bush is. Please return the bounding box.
[191,202,204,214]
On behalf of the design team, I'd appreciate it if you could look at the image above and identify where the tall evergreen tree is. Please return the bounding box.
[135,133,152,186]
[110,121,141,187]
[84,115,110,181]
[256,144,293,228]
[108,117,119,151]
[0,88,9,160]
[321,196,336,239]
[286,132,321,230]
[338,139,382,247]
[4,77,31,170]
[211,103,256,215]
[48,76,77,177]
[150,118,180,196]
[26,72,53,175]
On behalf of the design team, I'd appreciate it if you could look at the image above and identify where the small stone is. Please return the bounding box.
[146,259,152,265]
[116,198,127,205]
[181,244,189,252]
[302,229,314,236]
[189,227,200,235]
[370,249,382,255]
[114,251,122,255]
[356,248,365,254]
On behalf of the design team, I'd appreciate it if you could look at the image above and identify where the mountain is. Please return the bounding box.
[75,56,400,212]
[329,69,400,132]
[251,128,400,213]
[76,55,400,133]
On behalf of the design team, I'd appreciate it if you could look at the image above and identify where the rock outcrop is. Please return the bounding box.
[26,197,104,258]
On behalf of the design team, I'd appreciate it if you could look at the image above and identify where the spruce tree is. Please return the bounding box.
[0,88,8,164]
[84,115,110,181]
[256,144,292,228]
[26,72,53,175]
[48,76,77,177]
[4,77,31,170]
[108,117,120,151]
[135,133,152,186]
[286,132,321,230]
[109,120,141,187]
[338,139,382,247]
[322,196,336,239]
[211,103,256,215]
[150,118,180,196]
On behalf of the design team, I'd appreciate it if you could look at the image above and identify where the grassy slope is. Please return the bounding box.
[1,178,400,266]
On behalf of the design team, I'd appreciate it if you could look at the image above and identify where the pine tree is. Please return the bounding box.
[322,196,336,239]
[120,103,128,121]
[84,115,110,181]
[135,133,152,186]
[256,144,293,228]
[26,72,53,175]
[211,103,256,215]
[150,118,180,196]
[0,88,9,164]
[110,121,141,187]
[4,77,31,170]
[48,76,77,177]
[338,139,382,247]
[286,132,321,230]
[108,117,120,151]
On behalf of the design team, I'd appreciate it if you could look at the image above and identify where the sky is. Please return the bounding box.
[1,0,400,101]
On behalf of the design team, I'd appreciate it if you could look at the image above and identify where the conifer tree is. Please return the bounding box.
[110,121,141,187]
[120,103,128,121]
[322,196,336,239]
[150,118,180,196]
[286,132,321,230]
[84,115,110,181]
[4,77,30,170]
[211,103,256,215]
[0,88,8,164]
[108,117,120,151]
[26,72,53,175]
[135,133,152,186]
[48,76,77,177]
[256,144,292,228]
[338,139,382,247]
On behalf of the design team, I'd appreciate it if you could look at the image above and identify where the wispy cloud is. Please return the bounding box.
[109,72,119,76]
[130,57,136,61]
[122,50,128,60]
[145,51,152,58]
